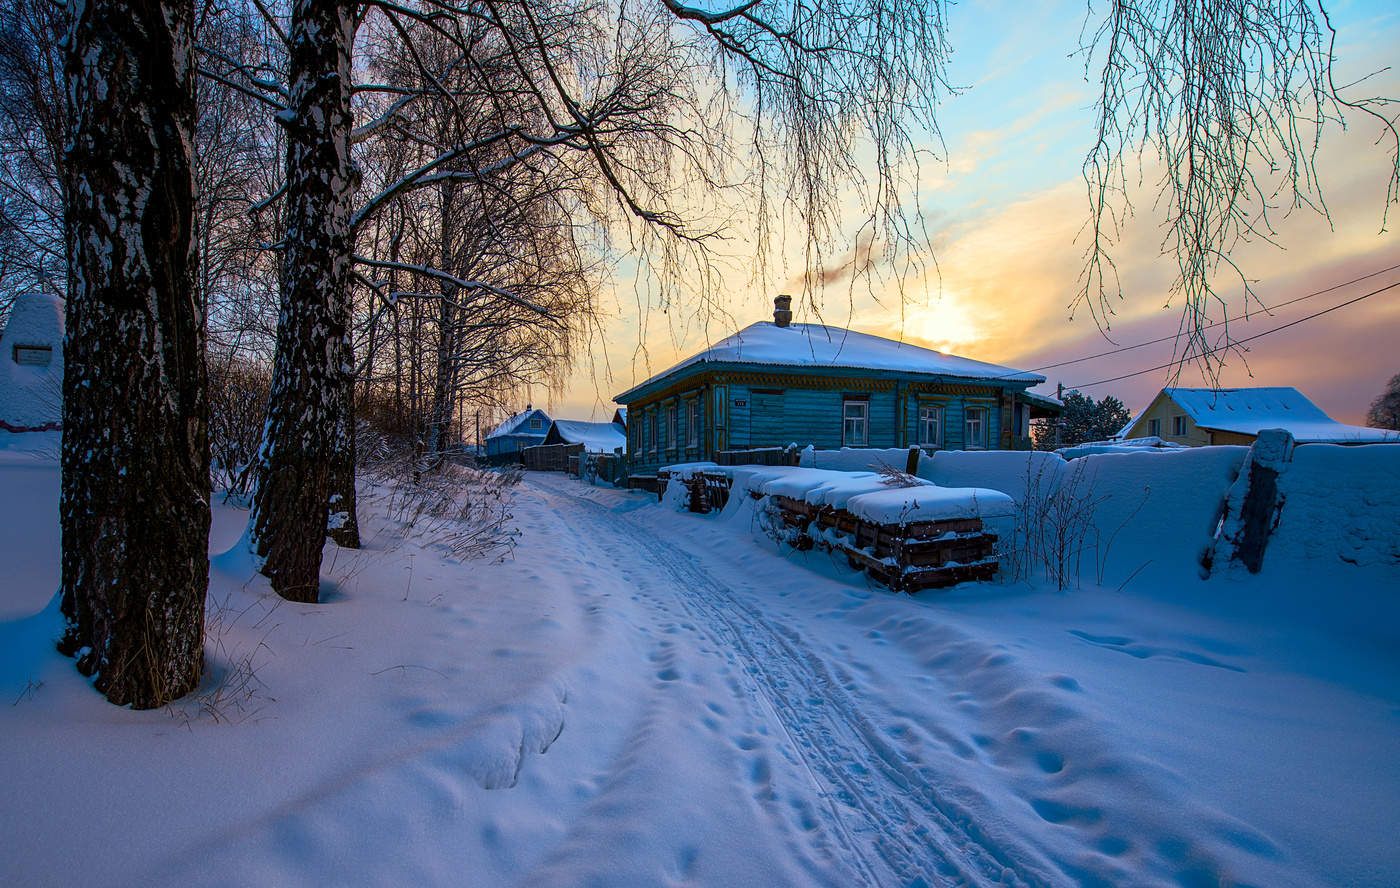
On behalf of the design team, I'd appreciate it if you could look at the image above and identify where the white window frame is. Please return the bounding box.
[918,404,944,447]
[1172,415,1187,437]
[843,399,869,447]
[965,406,989,450]
[687,399,699,447]
[666,405,677,450]
[650,411,659,454]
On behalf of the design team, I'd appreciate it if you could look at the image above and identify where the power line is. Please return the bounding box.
[1065,280,1399,390]
[1021,260,1400,375]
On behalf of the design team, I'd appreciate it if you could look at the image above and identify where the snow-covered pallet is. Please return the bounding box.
[772,494,998,592]
[684,472,733,514]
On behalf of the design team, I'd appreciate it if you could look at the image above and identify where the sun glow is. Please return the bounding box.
[900,291,985,355]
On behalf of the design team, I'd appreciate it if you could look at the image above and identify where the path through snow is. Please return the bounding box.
[2,456,1394,886]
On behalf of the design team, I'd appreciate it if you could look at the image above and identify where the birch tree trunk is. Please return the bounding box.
[248,0,356,601]
[57,0,207,708]
[326,373,360,549]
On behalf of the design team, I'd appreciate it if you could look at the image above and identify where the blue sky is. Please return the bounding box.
[553,0,1400,425]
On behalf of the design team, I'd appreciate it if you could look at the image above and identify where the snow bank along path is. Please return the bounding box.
[2,445,1397,886]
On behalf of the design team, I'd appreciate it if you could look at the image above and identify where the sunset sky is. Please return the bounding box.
[549,0,1400,427]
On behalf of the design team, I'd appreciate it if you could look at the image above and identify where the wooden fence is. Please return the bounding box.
[521,442,583,472]
[716,446,800,467]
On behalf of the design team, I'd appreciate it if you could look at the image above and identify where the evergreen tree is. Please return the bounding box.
[1034,392,1132,450]
[1367,373,1400,430]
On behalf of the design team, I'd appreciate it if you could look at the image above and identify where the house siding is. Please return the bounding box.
[620,367,1036,473]
[1123,392,1213,447]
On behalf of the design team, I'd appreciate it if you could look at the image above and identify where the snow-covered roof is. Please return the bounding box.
[1124,387,1399,444]
[549,420,626,453]
[486,408,550,440]
[0,291,65,432]
[615,322,1043,401]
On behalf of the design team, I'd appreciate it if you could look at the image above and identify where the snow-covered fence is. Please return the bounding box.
[915,446,1248,588]
[798,446,918,473]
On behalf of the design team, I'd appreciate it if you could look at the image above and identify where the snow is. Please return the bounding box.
[1125,386,1399,443]
[1,441,1397,886]
[0,291,65,432]
[1055,436,1188,459]
[617,321,1043,399]
[844,486,1016,525]
[799,445,916,472]
[548,419,626,453]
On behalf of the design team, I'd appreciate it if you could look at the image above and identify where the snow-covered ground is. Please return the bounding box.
[1,435,1397,886]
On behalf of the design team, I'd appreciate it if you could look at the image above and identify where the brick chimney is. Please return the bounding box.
[773,293,792,327]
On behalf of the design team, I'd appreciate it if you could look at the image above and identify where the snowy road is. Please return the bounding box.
[3,452,1395,887]
[523,473,1041,887]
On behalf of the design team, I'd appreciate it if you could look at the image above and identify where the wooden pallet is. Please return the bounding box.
[770,494,998,593]
[685,472,733,514]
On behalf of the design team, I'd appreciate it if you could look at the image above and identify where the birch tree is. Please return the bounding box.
[235,0,1395,603]
[246,0,358,600]
[56,0,207,708]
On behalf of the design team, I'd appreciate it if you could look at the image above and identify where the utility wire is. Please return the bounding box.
[1065,280,1399,390]
[1019,261,1400,376]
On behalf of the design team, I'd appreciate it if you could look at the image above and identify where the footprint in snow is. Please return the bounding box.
[1068,630,1246,672]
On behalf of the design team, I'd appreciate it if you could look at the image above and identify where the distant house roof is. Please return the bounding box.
[1122,387,1399,444]
[614,321,1044,402]
[546,420,627,453]
[486,408,550,440]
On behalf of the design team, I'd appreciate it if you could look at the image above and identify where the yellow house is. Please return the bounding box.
[1119,387,1399,446]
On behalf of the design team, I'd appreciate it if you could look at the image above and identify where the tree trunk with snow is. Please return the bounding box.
[57,0,208,708]
[326,367,360,549]
[249,0,356,601]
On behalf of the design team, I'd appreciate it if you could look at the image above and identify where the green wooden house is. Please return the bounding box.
[614,296,1058,473]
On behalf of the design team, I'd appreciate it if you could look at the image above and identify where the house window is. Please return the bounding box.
[1172,415,1187,437]
[1014,403,1029,438]
[529,417,542,430]
[842,399,869,447]
[965,406,989,450]
[918,405,944,447]
[666,406,677,450]
[651,411,660,452]
[1148,418,1162,438]
[687,399,699,447]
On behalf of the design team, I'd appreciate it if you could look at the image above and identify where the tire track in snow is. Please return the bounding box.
[527,476,1052,888]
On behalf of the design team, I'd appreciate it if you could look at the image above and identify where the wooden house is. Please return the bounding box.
[484,406,551,460]
[1119,387,1398,446]
[614,296,1057,473]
